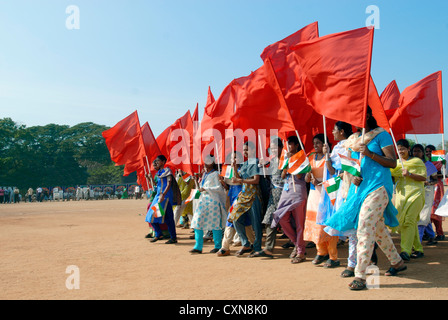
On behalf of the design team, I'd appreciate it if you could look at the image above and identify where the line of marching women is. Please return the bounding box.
[143,108,446,291]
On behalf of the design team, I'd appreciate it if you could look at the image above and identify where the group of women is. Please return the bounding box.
[143,107,446,291]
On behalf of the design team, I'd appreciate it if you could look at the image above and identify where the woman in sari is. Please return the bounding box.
[271,136,308,263]
[304,134,340,268]
[228,141,263,257]
[324,107,405,290]
[391,139,427,261]
[145,155,180,244]
[425,145,446,241]
[190,155,227,254]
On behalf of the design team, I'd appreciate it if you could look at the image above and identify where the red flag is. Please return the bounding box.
[260,22,319,73]
[141,122,162,175]
[200,84,235,164]
[290,27,374,129]
[192,103,199,123]
[232,59,296,134]
[102,111,146,175]
[380,80,401,120]
[264,23,330,152]
[368,76,391,131]
[157,111,196,175]
[389,71,443,135]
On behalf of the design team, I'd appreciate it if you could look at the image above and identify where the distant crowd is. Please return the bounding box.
[0,185,146,203]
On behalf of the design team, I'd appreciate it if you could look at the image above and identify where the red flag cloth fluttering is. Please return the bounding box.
[389,71,443,135]
[290,27,374,129]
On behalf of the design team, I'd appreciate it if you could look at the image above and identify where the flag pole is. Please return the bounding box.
[323,116,329,161]
[356,128,366,194]
[215,141,221,173]
[286,140,296,192]
[258,135,267,178]
[142,164,151,192]
[295,130,306,154]
[389,128,405,168]
[145,156,155,190]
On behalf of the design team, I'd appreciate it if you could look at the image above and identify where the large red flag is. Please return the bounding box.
[157,111,196,175]
[102,111,146,175]
[389,71,443,135]
[232,59,296,134]
[141,122,162,174]
[229,59,297,161]
[368,76,391,131]
[261,23,328,152]
[192,103,199,124]
[200,84,235,164]
[380,80,401,120]
[260,22,319,74]
[290,27,374,129]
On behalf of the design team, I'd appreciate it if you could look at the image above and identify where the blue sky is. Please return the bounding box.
[1,0,447,146]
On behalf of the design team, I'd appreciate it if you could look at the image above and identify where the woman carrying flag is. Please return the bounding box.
[324,107,405,291]
[228,141,263,257]
[304,134,340,268]
[271,136,308,263]
[190,155,227,254]
[217,152,254,256]
[145,155,181,244]
[391,140,427,261]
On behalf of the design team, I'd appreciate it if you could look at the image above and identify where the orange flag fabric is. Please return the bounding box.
[380,80,401,120]
[102,111,146,175]
[290,27,374,129]
[389,71,443,135]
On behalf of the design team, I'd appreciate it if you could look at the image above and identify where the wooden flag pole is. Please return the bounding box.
[389,128,405,169]
[295,130,306,154]
[323,116,329,161]
[258,135,267,178]
[142,164,152,192]
[145,156,155,190]
[286,140,296,192]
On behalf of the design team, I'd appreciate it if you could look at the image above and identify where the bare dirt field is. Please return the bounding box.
[1,199,447,301]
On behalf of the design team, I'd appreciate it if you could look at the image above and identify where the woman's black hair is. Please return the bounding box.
[426,144,436,151]
[335,121,353,138]
[313,133,332,150]
[411,144,425,161]
[287,135,302,151]
[204,154,219,171]
[243,140,256,149]
[155,155,167,162]
[271,137,283,149]
[396,139,410,149]
[366,106,379,129]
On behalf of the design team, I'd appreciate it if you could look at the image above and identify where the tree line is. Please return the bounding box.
[0,118,136,191]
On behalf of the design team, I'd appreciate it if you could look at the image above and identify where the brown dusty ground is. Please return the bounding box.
[0,198,447,300]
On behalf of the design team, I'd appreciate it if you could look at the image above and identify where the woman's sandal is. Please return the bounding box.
[341,269,355,278]
[385,261,407,276]
[291,255,306,264]
[323,259,340,268]
[250,251,274,259]
[348,278,367,291]
[312,254,329,265]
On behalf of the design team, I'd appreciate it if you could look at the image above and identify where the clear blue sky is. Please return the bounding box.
[1,0,447,146]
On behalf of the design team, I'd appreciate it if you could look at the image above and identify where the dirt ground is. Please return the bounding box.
[0,198,447,300]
